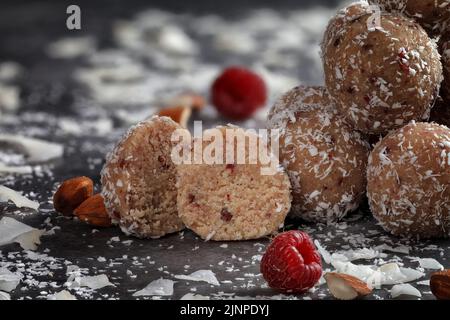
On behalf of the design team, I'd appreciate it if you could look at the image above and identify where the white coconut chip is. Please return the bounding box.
[331,248,386,262]
[416,280,430,286]
[0,85,20,112]
[0,186,40,210]
[0,291,11,300]
[133,278,175,297]
[413,258,444,270]
[0,62,23,81]
[332,261,425,289]
[174,270,220,286]
[180,293,210,300]
[13,229,45,251]
[390,284,422,299]
[47,290,77,300]
[0,163,33,175]
[77,274,115,290]
[314,240,332,264]
[0,134,63,163]
[374,244,410,255]
[0,268,23,292]
[0,217,44,250]
[46,37,96,59]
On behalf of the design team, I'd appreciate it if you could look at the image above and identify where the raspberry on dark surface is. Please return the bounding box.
[211,66,267,120]
[260,230,322,294]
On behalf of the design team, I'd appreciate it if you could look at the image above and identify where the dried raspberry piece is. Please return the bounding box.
[225,164,235,173]
[211,66,267,120]
[260,230,322,294]
[220,208,233,222]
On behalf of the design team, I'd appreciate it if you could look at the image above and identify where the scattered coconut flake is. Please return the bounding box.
[0,217,44,250]
[46,37,96,59]
[180,293,210,300]
[0,134,63,162]
[0,163,33,175]
[416,280,430,286]
[0,268,22,292]
[390,284,422,299]
[47,290,77,300]
[157,25,198,55]
[332,261,425,289]
[375,244,410,255]
[0,62,23,81]
[394,266,426,284]
[59,118,113,136]
[14,229,45,251]
[331,248,386,262]
[0,186,40,210]
[0,85,20,111]
[174,270,220,286]
[314,240,332,264]
[413,258,444,270]
[133,278,174,297]
[0,291,10,300]
[78,274,115,290]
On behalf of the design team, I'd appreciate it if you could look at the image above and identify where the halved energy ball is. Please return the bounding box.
[101,116,184,238]
[367,122,450,238]
[268,86,369,223]
[369,0,450,35]
[176,126,291,241]
[322,2,443,135]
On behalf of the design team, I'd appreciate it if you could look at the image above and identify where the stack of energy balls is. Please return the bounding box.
[268,0,450,239]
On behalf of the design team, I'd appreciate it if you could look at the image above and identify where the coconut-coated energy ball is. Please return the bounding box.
[268,86,370,223]
[369,0,450,35]
[101,116,185,238]
[367,122,450,239]
[322,2,443,135]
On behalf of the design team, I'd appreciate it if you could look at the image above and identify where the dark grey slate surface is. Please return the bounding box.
[0,0,449,300]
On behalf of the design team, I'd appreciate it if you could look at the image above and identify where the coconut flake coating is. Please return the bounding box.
[322,2,443,135]
[177,126,291,241]
[367,122,450,239]
[321,1,374,58]
[369,0,450,35]
[268,86,370,223]
[101,116,184,238]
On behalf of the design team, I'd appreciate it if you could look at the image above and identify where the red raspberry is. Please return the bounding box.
[211,66,267,120]
[260,230,322,294]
